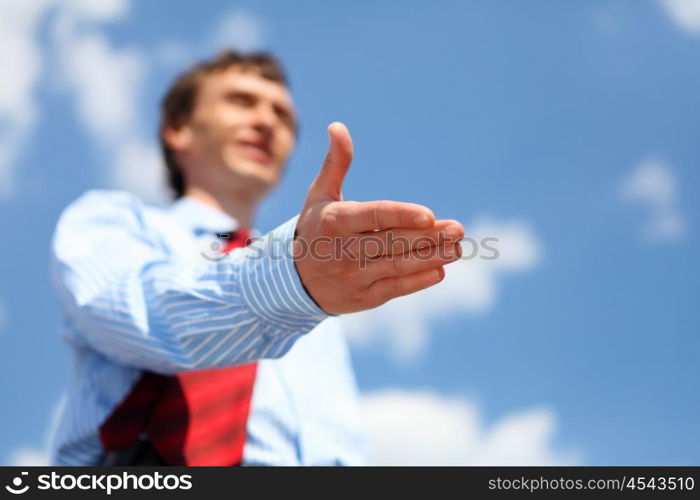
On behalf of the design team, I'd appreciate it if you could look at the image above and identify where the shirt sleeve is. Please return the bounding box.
[50,190,330,375]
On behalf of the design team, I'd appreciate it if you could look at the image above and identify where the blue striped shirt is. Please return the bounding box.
[48,190,368,465]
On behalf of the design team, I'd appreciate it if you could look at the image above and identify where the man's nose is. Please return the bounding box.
[252,102,277,130]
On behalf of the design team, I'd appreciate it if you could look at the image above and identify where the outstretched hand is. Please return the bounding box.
[294,122,464,315]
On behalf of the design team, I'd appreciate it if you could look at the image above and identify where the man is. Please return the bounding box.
[49,50,464,466]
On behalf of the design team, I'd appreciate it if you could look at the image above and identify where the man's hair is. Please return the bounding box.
[159,49,289,199]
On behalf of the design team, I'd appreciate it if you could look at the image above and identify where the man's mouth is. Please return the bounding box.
[237,140,273,164]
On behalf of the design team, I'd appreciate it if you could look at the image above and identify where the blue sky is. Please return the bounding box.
[1,0,698,465]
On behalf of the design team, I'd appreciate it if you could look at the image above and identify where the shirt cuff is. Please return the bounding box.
[239,215,331,331]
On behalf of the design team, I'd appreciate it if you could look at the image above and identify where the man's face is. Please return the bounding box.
[176,67,297,195]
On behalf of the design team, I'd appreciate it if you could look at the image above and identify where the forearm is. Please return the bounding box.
[54,215,328,374]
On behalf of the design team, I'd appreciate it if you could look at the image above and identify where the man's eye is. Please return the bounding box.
[227,93,255,106]
[275,107,295,127]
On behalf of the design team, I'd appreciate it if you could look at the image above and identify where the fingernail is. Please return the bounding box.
[445,224,461,240]
[414,213,431,227]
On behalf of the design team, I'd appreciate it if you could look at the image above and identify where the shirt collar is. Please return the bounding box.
[169,196,241,235]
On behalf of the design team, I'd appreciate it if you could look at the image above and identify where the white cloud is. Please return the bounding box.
[0,0,57,201]
[1,1,267,204]
[61,0,128,21]
[362,389,577,466]
[6,446,50,467]
[0,0,167,204]
[620,159,686,243]
[211,10,266,52]
[112,138,167,204]
[342,219,541,361]
[0,0,166,202]
[659,0,700,34]
[57,34,142,147]
[50,0,168,205]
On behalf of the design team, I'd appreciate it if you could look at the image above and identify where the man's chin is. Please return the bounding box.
[225,161,281,190]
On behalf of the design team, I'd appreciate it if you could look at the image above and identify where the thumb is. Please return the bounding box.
[308,121,353,202]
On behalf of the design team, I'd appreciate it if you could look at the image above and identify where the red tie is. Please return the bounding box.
[99,228,258,466]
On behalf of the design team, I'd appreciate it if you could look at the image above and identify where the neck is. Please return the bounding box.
[183,185,258,229]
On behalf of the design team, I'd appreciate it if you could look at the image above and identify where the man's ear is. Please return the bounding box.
[162,123,193,152]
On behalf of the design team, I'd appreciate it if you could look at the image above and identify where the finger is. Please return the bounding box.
[307,122,353,203]
[353,219,464,258]
[367,266,446,306]
[336,200,435,233]
[361,242,462,283]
